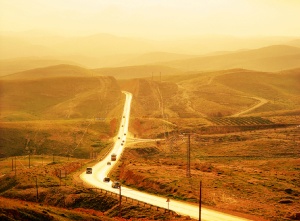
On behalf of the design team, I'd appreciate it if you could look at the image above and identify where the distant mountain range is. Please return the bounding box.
[1,31,299,71]
[160,45,300,72]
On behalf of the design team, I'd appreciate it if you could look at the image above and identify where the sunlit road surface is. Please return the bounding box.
[80,91,251,221]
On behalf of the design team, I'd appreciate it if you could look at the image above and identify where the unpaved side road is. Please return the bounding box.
[232,96,268,117]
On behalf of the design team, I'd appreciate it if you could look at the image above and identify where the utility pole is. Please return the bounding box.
[187,133,191,178]
[12,158,14,171]
[119,185,122,217]
[35,176,39,202]
[28,150,31,168]
[15,156,16,177]
[199,181,202,221]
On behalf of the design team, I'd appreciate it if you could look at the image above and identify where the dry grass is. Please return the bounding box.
[121,69,300,119]
[0,120,115,158]
[0,65,124,121]
[1,65,299,220]
[0,196,112,221]
[0,155,191,221]
[114,125,300,221]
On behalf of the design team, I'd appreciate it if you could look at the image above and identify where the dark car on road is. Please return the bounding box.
[103,177,110,182]
[86,167,92,174]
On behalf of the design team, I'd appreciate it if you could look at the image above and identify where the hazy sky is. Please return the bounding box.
[1,0,300,39]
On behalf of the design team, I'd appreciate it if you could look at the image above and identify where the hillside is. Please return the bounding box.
[119,69,300,119]
[93,65,183,79]
[0,65,123,121]
[117,52,196,67]
[1,64,95,80]
[0,58,80,77]
[0,157,184,220]
[287,38,300,48]
[162,45,300,72]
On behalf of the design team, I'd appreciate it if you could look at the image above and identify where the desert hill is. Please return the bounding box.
[1,64,96,80]
[287,38,300,48]
[0,65,123,121]
[93,65,183,79]
[161,45,300,72]
[119,68,300,118]
[0,57,81,77]
[117,52,197,67]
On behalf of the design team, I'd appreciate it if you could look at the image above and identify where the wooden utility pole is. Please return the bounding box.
[187,134,191,177]
[28,151,31,168]
[12,158,14,171]
[119,185,122,217]
[14,156,16,177]
[199,181,202,221]
[35,177,39,202]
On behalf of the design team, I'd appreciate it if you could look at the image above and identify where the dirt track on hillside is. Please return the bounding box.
[231,96,268,117]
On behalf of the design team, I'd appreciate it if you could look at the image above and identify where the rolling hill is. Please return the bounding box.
[0,65,123,121]
[93,65,183,79]
[161,45,300,72]
[116,52,197,67]
[0,58,80,77]
[119,68,300,118]
[1,64,95,80]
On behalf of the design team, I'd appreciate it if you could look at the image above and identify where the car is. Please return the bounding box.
[121,143,123,146]
[118,137,120,139]
[86,167,92,174]
[124,133,126,135]
[107,162,111,165]
[112,181,120,188]
[103,177,110,182]
[111,154,117,161]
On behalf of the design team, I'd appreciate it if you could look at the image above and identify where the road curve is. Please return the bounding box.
[232,96,268,117]
[80,91,251,221]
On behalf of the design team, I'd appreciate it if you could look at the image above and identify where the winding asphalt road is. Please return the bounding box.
[80,91,251,221]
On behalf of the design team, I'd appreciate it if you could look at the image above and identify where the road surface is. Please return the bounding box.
[80,91,251,221]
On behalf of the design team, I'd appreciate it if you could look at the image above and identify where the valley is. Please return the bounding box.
[1,1,300,220]
[0,61,299,220]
